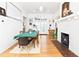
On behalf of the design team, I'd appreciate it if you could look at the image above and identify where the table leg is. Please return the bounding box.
[33,39,35,48]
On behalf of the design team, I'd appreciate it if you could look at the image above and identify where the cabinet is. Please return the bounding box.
[48,29,54,39]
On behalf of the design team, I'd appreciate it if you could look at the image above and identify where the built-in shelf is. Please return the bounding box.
[0,15,22,22]
[55,13,79,23]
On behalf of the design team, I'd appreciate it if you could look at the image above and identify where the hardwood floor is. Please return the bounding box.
[52,40,77,57]
[0,35,77,57]
[0,35,62,57]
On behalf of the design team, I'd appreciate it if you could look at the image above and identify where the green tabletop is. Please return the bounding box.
[14,31,38,39]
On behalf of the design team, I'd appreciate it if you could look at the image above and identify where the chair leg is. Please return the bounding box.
[19,45,20,48]
[36,39,39,47]
[37,39,39,44]
[32,39,35,48]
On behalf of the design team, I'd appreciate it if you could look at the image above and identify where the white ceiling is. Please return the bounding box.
[13,2,60,15]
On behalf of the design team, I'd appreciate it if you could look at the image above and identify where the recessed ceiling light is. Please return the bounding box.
[39,6,43,12]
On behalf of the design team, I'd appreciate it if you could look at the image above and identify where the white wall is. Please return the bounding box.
[0,16,22,53]
[7,2,22,20]
[0,2,22,53]
[57,14,79,56]
[70,2,79,15]
[0,2,6,9]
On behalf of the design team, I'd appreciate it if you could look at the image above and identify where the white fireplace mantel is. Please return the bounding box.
[57,13,79,56]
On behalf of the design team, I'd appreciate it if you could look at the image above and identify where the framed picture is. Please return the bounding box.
[0,7,6,16]
[62,2,70,17]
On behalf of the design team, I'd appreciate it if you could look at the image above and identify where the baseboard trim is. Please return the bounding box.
[39,34,48,35]
[2,42,18,54]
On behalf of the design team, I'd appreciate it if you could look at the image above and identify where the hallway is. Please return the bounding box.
[0,35,62,57]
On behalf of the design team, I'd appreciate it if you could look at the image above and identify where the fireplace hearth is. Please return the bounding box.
[61,32,69,48]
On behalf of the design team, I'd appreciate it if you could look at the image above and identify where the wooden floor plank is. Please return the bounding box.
[0,35,62,57]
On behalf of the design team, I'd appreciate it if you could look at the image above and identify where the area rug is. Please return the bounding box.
[9,44,40,54]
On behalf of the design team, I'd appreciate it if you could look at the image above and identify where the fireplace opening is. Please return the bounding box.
[61,32,69,48]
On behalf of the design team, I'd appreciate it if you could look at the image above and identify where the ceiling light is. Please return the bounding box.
[39,6,43,12]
